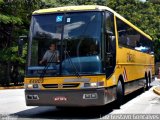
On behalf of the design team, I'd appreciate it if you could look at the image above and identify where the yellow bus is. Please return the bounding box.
[24,5,154,107]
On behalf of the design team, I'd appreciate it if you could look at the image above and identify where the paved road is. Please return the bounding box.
[0,87,160,120]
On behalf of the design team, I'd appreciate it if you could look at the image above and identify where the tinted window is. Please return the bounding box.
[117,17,153,54]
[27,12,103,77]
[105,12,116,53]
[136,35,154,54]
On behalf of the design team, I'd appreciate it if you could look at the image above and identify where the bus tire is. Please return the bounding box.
[148,72,151,88]
[145,73,149,90]
[115,80,124,108]
[148,72,152,84]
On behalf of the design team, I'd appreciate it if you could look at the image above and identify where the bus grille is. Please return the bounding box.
[42,83,79,88]
[42,84,58,88]
[62,84,79,88]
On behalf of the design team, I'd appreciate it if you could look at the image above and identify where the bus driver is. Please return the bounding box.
[39,43,60,65]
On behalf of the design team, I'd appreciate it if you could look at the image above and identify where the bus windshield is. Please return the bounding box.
[27,11,103,77]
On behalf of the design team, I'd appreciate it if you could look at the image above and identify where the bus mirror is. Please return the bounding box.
[106,30,113,36]
[106,30,115,40]
[18,38,23,56]
[150,51,154,55]
[18,35,27,56]
[106,52,113,58]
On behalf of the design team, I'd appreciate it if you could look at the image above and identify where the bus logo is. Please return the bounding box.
[127,53,135,62]
[54,96,67,101]
[58,84,63,88]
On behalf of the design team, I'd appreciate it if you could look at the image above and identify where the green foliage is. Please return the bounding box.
[0,14,22,24]
[42,0,107,7]
[0,43,27,64]
[0,0,160,74]
[0,0,45,82]
[0,0,44,57]
[106,0,160,60]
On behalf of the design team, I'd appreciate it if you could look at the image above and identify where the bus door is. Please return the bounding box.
[104,11,116,78]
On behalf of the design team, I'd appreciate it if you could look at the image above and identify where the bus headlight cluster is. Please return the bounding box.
[83,81,104,88]
[90,82,97,87]
[25,84,41,89]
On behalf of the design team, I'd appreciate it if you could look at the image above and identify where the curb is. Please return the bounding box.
[0,86,24,90]
[153,86,160,95]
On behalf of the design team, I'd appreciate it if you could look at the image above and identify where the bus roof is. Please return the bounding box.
[33,5,152,40]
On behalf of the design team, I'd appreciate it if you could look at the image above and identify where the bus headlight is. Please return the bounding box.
[83,81,104,88]
[27,84,33,89]
[90,82,97,87]
[25,84,41,89]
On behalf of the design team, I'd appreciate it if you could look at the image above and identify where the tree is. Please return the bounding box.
[0,0,159,85]
[0,0,45,86]
[106,0,160,61]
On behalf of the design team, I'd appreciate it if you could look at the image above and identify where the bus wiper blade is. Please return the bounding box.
[64,50,81,78]
[40,53,56,78]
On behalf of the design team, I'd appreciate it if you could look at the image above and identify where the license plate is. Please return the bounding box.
[83,93,98,99]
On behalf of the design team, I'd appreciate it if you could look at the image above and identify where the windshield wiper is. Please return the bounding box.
[64,50,81,78]
[40,53,57,78]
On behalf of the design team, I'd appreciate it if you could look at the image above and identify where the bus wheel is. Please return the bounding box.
[115,80,124,108]
[145,73,149,90]
[148,72,151,88]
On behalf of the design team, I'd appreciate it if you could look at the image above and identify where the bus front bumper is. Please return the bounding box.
[25,88,115,107]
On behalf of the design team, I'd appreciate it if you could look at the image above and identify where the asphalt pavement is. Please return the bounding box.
[0,85,160,120]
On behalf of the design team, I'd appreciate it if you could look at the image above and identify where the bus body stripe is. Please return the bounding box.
[123,67,128,81]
